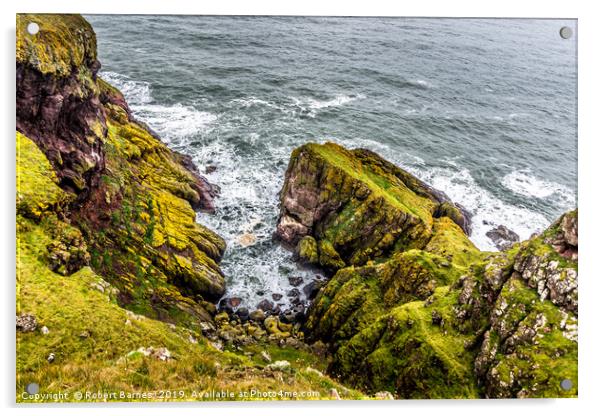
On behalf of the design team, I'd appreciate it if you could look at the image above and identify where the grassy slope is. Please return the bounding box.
[16,130,365,402]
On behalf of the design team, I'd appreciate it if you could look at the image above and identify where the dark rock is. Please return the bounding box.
[205,165,217,174]
[280,310,296,324]
[431,310,443,326]
[288,276,304,287]
[218,297,242,314]
[287,288,301,298]
[302,280,324,299]
[271,293,283,301]
[16,313,37,332]
[235,307,249,322]
[257,299,275,313]
[486,225,520,251]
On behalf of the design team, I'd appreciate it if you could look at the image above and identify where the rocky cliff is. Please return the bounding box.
[276,142,578,398]
[17,14,361,401]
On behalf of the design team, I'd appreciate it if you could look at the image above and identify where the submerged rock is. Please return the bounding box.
[486,225,520,250]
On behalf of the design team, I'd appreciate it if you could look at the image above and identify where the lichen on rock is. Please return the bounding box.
[277,141,577,398]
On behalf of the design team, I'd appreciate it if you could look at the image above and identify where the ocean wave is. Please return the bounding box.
[100,71,217,145]
[414,166,552,251]
[101,71,151,105]
[290,93,365,117]
[501,169,576,205]
[196,138,317,311]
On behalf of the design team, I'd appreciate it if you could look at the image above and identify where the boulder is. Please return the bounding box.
[16,313,37,332]
[486,225,520,250]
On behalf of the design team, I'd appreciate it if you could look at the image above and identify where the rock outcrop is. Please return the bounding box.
[276,143,472,273]
[277,143,578,398]
[16,14,225,325]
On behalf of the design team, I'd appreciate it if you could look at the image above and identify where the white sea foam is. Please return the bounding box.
[290,93,364,117]
[501,169,575,205]
[414,166,552,251]
[100,71,217,145]
[195,138,317,310]
[101,71,151,105]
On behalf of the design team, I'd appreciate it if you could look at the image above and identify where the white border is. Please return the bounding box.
[2,1,601,415]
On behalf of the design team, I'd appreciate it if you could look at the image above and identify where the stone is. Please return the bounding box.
[486,225,520,251]
[235,307,250,322]
[16,314,37,332]
[218,297,242,314]
[329,388,341,400]
[288,276,304,287]
[374,391,395,400]
[40,326,49,335]
[271,293,283,301]
[249,309,266,323]
[260,351,272,362]
[287,288,301,298]
[237,233,257,247]
[47,352,55,363]
[257,299,274,313]
[302,280,323,299]
[266,360,290,371]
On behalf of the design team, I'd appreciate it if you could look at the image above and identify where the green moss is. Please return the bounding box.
[318,239,346,271]
[17,14,97,77]
[309,142,436,226]
[425,217,485,267]
[16,132,74,219]
[332,288,478,398]
[296,235,319,264]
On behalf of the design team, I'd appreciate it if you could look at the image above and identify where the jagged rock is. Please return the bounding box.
[302,280,323,299]
[257,299,275,313]
[486,225,520,250]
[276,142,472,272]
[288,276,303,287]
[295,236,319,265]
[544,210,578,260]
[16,14,226,327]
[278,143,577,399]
[16,314,37,332]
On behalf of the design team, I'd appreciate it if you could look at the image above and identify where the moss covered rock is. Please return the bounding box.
[278,142,577,398]
[276,143,472,274]
[16,14,225,327]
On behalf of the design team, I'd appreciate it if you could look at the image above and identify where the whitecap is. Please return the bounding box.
[290,93,365,117]
[501,169,576,205]
[99,71,217,145]
[100,71,151,105]
[413,166,552,251]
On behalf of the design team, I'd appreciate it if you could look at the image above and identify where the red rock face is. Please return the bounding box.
[16,61,107,197]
